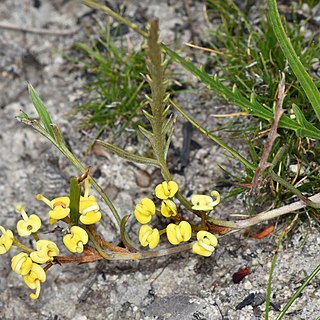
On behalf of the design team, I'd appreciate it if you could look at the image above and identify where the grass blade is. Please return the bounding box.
[265,231,285,320]
[268,0,320,122]
[275,263,320,320]
[169,98,256,171]
[80,0,320,139]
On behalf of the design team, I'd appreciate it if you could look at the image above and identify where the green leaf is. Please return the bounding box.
[96,140,160,167]
[275,263,320,320]
[28,83,55,138]
[291,105,320,138]
[164,116,176,160]
[160,45,320,139]
[138,125,154,142]
[69,177,81,224]
[162,114,173,135]
[17,110,31,121]
[170,98,256,171]
[268,0,320,123]
[51,124,66,146]
[142,109,154,123]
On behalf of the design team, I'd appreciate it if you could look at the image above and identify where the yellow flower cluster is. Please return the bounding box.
[11,253,46,300]
[37,178,101,225]
[135,181,181,249]
[10,237,59,299]
[135,181,219,257]
[2,177,99,299]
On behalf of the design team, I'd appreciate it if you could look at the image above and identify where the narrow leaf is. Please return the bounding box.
[96,140,160,167]
[161,45,320,138]
[142,109,154,123]
[164,116,176,160]
[28,83,55,138]
[268,0,320,122]
[138,125,154,142]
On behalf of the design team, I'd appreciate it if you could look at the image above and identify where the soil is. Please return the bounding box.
[0,1,319,319]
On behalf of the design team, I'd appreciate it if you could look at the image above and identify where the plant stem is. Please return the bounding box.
[208,192,320,229]
[13,238,34,253]
[265,231,285,320]
[170,98,256,171]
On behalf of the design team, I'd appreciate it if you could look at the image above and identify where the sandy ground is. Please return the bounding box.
[0,1,319,319]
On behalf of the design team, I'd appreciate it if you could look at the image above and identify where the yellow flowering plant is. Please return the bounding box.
[7,13,318,303]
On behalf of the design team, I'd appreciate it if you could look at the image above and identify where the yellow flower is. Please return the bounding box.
[155,181,178,200]
[63,226,88,253]
[166,221,192,245]
[16,205,41,237]
[134,198,156,224]
[139,225,160,249]
[79,195,102,225]
[36,194,70,222]
[30,240,59,264]
[191,191,220,211]
[192,231,218,257]
[78,178,102,225]
[161,199,178,218]
[11,252,33,275]
[23,263,46,300]
[0,226,14,254]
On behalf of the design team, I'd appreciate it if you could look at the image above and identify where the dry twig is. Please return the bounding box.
[251,73,285,191]
[0,22,78,36]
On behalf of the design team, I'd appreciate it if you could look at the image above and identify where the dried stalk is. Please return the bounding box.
[251,73,285,191]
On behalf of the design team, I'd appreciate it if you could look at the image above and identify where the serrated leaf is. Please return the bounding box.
[96,140,160,167]
[28,83,54,138]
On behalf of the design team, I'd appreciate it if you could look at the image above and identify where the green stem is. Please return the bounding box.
[26,120,122,227]
[265,231,285,320]
[170,99,256,171]
[50,132,122,226]
[268,0,320,122]
[13,238,34,253]
[31,233,39,242]
[275,263,320,320]
[81,0,148,38]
